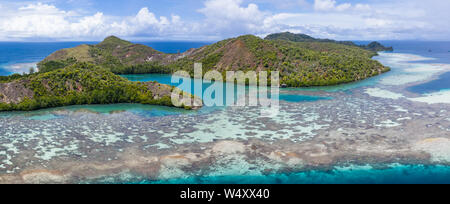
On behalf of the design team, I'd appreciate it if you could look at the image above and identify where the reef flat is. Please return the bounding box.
[0,51,448,184]
[0,73,449,183]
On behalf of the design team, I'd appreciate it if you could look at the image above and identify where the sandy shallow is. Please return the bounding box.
[1,53,450,184]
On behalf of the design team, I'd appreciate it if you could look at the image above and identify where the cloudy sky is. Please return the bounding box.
[0,0,449,41]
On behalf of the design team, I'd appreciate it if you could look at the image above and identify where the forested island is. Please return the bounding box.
[265,32,394,52]
[39,33,391,87]
[0,32,392,111]
[0,63,201,111]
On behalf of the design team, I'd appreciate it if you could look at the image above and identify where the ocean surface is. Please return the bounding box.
[1,40,450,184]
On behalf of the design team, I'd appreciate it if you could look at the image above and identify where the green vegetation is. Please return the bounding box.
[265,32,356,46]
[0,63,196,111]
[110,62,172,75]
[173,35,390,86]
[37,33,391,88]
[363,41,394,52]
[0,73,28,83]
[265,32,393,52]
[39,57,78,73]
[275,41,390,86]
[38,36,168,75]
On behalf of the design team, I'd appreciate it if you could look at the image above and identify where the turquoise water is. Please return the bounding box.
[1,41,450,184]
[0,103,194,119]
[122,74,332,104]
[127,164,450,184]
[279,94,332,103]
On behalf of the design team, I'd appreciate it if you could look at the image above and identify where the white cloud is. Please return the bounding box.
[0,0,448,41]
[313,0,367,12]
[314,0,337,11]
[0,3,192,41]
[199,0,265,21]
[354,4,371,11]
[197,0,268,35]
[335,3,351,12]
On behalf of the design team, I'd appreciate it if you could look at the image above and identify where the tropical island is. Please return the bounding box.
[39,32,391,87]
[0,32,392,111]
[0,63,201,111]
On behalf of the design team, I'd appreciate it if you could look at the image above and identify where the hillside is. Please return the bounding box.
[265,32,394,52]
[38,34,391,87]
[173,35,390,86]
[38,36,179,75]
[0,63,201,111]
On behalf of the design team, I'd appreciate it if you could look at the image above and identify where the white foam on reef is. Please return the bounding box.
[160,107,327,144]
[335,164,374,171]
[414,138,450,163]
[391,105,408,112]
[207,154,286,178]
[377,53,450,86]
[151,143,171,150]
[208,155,264,176]
[375,120,401,128]
[380,64,448,86]
[397,117,412,121]
[365,88,404,99]
[378,52,435,63]
[36,143,79,161]
[0,150,12,167]
[80,124,125,145]
[156,153,287,181]
[408,90,450,104]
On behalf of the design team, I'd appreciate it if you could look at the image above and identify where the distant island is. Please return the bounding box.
[0,32,392,111]
[265,32,394,52]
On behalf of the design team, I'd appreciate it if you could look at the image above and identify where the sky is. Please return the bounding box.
[0,0,449,41]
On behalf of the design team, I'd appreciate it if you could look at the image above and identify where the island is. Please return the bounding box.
[39,33,391,87]
[0,63,201,111]
[265,32,394,52]
[0,32,392,111]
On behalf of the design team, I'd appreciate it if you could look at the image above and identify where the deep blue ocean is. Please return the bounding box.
[1,40,450,184]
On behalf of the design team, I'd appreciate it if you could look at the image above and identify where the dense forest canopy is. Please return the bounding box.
[265,32,394,52]
[37,33,391,87]
[0,63,199,111]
